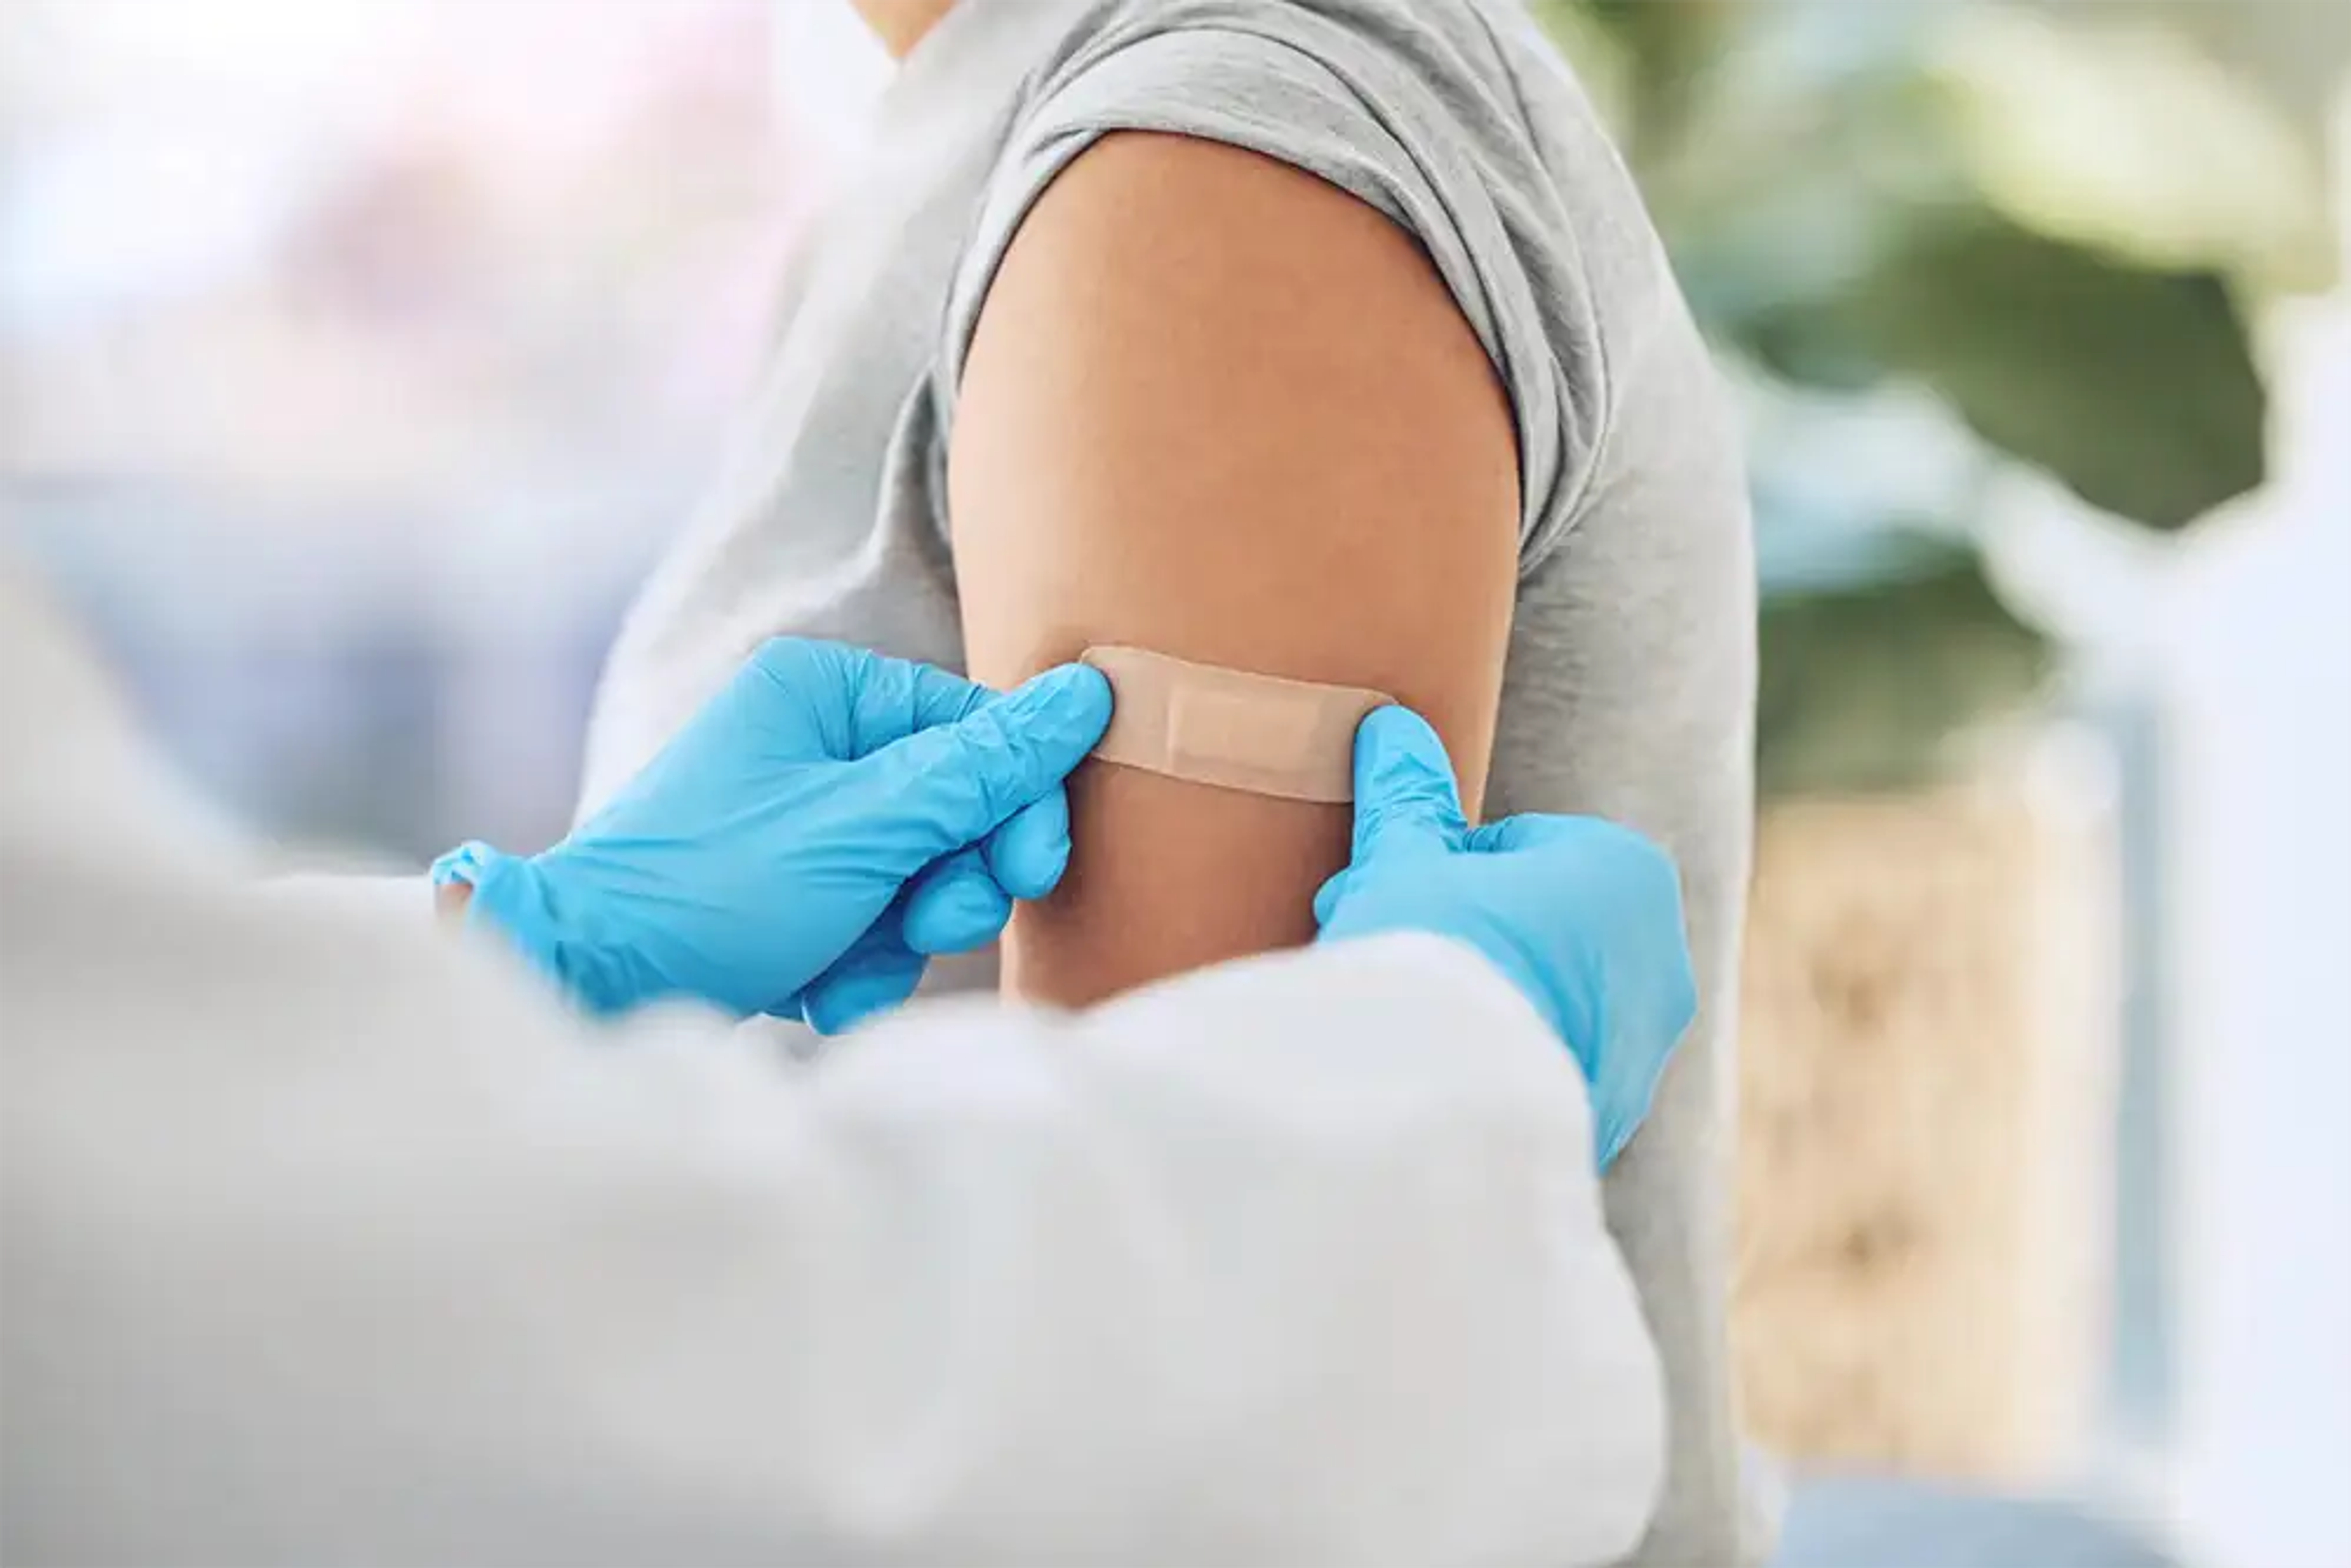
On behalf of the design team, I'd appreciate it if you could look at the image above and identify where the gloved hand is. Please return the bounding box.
[1313,707,1698,1169]
[433,639,1111,1033]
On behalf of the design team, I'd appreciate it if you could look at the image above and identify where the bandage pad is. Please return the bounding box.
[1078,646,1392,804]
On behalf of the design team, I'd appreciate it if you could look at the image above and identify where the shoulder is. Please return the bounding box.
[955,0,1715,566]
[1013,0,1589,183]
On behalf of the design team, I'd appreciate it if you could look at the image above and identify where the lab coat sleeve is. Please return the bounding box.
[257,868,438,920]
[6,847,1662,1567]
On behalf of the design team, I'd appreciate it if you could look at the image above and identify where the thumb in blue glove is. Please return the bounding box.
[435,640,1112,1030]
[1313,706,1698,1169]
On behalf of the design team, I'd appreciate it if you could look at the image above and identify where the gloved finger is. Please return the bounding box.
[1464,813,1580,855]
[983,787,1074,901]
[901,846,1014,956]
[845,654,996,757]
[748,640,997,760]
[773,891,920,1024]
[871,662,1113,858]
[802,956,924,1036]
[800,925,928,1036]
[1349,706,1468,865]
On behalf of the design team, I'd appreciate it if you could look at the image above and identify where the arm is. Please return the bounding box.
[950,132,1521,1003]
[9,846,1662,1562]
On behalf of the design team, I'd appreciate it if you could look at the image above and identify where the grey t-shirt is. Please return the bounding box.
[580,1,1760,1561]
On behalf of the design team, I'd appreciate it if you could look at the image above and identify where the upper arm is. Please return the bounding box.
[949,131,1520,1004]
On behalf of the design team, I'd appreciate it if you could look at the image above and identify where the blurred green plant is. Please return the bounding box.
[1531,0,2335,795]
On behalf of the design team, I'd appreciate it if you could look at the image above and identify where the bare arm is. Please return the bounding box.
[950,132,1521,1003]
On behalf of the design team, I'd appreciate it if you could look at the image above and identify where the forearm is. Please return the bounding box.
[24,880,1659,1564]
[254,870,440,925]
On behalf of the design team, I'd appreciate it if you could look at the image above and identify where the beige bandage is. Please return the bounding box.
[1078,646,1392,804]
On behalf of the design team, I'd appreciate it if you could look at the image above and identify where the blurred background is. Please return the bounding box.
[3,2,2345,1564]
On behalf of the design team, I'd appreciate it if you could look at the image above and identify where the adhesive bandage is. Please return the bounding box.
[1078,646,1392,804]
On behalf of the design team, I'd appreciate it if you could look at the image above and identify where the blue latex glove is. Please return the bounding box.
[433,639,1111,1032]
[1313,706,1698,1169]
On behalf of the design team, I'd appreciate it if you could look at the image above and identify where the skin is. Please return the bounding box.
[847,0,959,60]
[950,131,1520,1005]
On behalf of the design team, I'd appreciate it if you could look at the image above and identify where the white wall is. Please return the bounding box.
[2165,88,2351,1568]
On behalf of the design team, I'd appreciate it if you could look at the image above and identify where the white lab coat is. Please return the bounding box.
[0,569,1665,1567]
